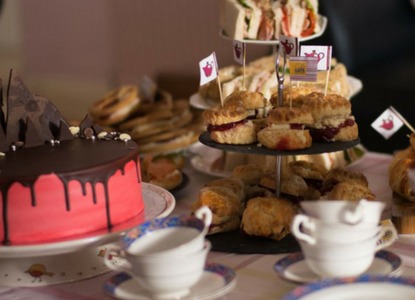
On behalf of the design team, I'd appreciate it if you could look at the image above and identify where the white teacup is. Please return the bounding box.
[298,232,397,278]
[291,214,387,245]
[305,253,376,278]
[118,206,212,257]
[105,241,211,299]
[298,228,397,262]
[300,199,385,225]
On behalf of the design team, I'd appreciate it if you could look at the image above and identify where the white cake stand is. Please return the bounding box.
[0,183,176,286]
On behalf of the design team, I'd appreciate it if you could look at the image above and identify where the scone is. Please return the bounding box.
[270,86,314,108]
[322,167,368,193]
[232,163,265,186]
[203,102,257,144]
[241,197,297,240]
[289,160,327,191]
[205,177,246,202]
[326,180,376,201]
[224,90,272,119]
[259,172,309,202]
[301,92,359,142]
[257,107,313,150]
[192,186,244,234]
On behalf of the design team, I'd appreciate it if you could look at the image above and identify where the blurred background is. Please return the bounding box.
[0,0,414,153]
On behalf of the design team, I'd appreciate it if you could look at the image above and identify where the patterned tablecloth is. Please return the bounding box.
[0,151,414,300]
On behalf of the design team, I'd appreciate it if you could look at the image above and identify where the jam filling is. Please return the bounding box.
[308,119,355,142]
[207,119,248,132]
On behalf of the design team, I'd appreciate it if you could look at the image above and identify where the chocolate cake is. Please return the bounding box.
[0,70,144,245]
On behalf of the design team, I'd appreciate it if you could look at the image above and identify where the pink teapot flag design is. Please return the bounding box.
[300,45,332,70]
[371,107,404,139]
[279,35,298,56]
[233,40,245,65]
[199,52,218,86]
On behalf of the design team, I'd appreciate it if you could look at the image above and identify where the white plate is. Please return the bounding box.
[0,243,118,287]
[282,275,415,300]
[190,76,363,111]
[219,16,327,44]
[0,183,175,258]
[103,262,237,300]
[274,250,402,284]
[188,142,233,178]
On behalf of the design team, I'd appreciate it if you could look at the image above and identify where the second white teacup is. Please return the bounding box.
[300,199,385,225]
[291,214,387,245]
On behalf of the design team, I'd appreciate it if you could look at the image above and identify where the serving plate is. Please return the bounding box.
[0,183,175,258]
[199,131,360,157]
[219,16,327,44]
[104,262,237,300]
[274,250,403,284]
[282,275,415,300]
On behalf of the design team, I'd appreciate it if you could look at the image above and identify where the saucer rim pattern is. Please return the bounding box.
[274,250,402,284]
[281,275,415,300]
[103,261,237,300]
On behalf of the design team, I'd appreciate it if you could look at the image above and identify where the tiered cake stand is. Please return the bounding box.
[199,15,361,254]
[0,183,175,287]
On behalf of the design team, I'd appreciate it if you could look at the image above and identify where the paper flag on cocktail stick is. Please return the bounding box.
[371,107,405,139]
[199,52,218,86]
[390,106,415,133]
[300,45,332,95]
[279,35,299,57]
[233,40,246,90]
[199,52,223,106]
[289,56,318,82]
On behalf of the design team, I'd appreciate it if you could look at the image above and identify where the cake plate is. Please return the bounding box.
[0,183,175,286]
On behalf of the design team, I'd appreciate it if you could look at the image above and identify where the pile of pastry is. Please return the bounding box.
[192,160,375,240]
[389,133,415,202]
[88,84,204,155]
[203,88,359,150]
[198,55,351,101]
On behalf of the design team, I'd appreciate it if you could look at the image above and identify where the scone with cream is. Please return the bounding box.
[203,102,257,144]
[302,92,358,142]
[241,197,297,240]
[257,107,313,150]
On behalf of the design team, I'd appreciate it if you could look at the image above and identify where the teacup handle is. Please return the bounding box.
[194,206,212,230]
[343,200,365,224]
[291,214,317,245]
[375,223,398,251]
[103,244,134,275]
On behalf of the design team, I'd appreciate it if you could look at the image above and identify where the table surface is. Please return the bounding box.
[1,151,415,300]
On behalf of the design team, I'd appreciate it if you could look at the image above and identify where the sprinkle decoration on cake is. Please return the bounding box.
[0,70,144,245]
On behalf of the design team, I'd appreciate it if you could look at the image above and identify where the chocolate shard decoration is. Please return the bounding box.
[3,69,72,151]
[92,122,106,135]
[6,69,31,145]
[25,117,45,148]
[35,95,67,139]
[79,115,94,138]
[58,120,74,141]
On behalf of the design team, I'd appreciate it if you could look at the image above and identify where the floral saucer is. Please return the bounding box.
[104,262,237,300]
[274,250,402,284]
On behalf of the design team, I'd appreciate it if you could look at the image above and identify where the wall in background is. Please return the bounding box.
[0,0,271,121]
